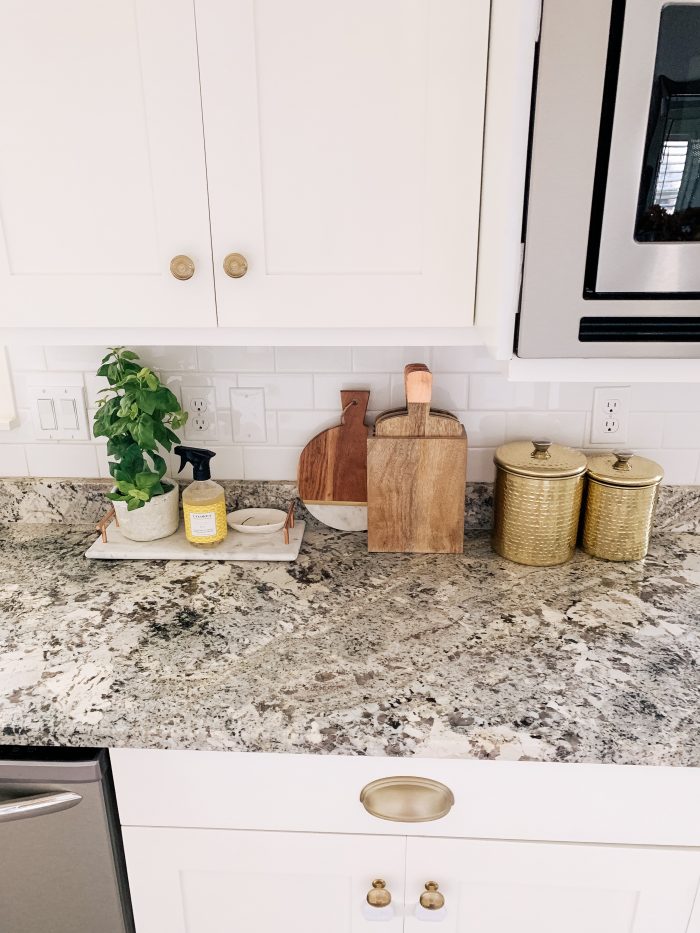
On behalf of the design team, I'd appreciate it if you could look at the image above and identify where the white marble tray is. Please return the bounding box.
[85,522,305,562]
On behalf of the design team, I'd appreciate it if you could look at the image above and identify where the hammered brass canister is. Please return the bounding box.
[582,451,663,561]
[492,440,587,566]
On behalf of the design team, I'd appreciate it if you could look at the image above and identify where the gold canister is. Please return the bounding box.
[582,451,663,561]
[492,440,587,566]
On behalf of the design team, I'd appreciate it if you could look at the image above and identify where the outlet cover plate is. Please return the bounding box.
[182,386,218,441]
[230,388,267,443]
[590,385,631,445]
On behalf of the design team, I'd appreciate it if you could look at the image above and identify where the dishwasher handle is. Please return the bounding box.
[0,791,82,823]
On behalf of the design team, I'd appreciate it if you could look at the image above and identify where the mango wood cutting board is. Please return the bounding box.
[367,433,467,553]
[297,389,371,531]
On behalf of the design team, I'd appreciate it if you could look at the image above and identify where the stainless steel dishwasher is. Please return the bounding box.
[0,746,134,933]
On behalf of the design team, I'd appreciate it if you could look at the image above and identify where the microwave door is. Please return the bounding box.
[597,0,700,294]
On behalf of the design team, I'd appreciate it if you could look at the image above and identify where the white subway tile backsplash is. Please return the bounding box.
[631,383,700,412]
[43,346,105,372]
[432,346,504,373]
[0,445,29,476]
[1,345,699,483]
[352,347,431,372]
[276,347,351,372]
[238,374,313,410]
[134,346,198,371]
[470,374,549,411]
[456,411,506,448]
[505,411,587,448]
[277,410,339,445]
[26,444,99,478]
[196,346,275,372]
[634,449,699,485]
[466,448,497,482]
[6,346,46,371]
[314,373,392,410]
[663,412,700,449]
[243,446,301,480]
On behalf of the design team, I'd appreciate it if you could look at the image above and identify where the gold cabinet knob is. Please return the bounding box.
[170,255,195,281]
[366,879,392,908]
[419,882,445,911]
[223,252,248,278]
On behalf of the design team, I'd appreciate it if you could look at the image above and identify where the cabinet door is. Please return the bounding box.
[0,0,214,328]
[405,837,700,933]
[197,0,489,329]
[123,826,405,933]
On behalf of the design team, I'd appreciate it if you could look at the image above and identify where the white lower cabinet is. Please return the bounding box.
[112,750,700,933]
[405,837,700,933]
[123,827,700,933]
[122,827,405,933]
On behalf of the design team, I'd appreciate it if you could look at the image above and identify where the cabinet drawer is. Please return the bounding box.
[111,748,700,847]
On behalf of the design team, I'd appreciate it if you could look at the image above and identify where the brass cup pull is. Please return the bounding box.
[223,252,248,278]
[360,776,454,822]
[366,879,392,908]
[419,881,445,911]
[170,255,195,281]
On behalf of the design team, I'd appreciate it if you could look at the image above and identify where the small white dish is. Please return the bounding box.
[227,508,287,534]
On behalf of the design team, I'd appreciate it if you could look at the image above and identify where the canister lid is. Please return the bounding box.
[586,450,664,487]
[494,439,587,478]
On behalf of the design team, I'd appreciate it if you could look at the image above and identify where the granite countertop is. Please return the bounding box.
[0,507,698,765]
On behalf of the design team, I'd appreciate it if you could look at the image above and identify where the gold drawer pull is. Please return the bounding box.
[360,776,454,822]
[170,255,195,280]
[420,881,445,911]
[223,252,248,278]
[366,879,392,908]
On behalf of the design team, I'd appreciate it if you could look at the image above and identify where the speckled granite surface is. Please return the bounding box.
[0,508,698,764]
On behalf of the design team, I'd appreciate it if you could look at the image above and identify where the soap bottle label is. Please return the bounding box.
[189,511,217,538]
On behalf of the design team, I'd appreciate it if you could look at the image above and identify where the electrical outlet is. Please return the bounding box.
[181,387,218,441]
[590,386,631,445]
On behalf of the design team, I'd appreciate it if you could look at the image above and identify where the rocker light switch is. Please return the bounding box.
[37,398,57,430]
[29,379,89,440]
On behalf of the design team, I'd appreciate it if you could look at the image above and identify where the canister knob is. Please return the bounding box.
[612,450,634,471]
[531,439,552,460]
[419,882,445,910]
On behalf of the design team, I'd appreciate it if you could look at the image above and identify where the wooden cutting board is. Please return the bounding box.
[368,364,467,553]
[297,390,371,531]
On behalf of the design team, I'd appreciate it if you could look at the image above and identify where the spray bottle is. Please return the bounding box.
[174,445,227,547]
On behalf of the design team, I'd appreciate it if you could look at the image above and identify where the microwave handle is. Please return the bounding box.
[0,791,82,823]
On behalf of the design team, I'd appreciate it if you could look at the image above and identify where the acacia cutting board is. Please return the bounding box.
[367,364,467,553]
[297,390,370,530]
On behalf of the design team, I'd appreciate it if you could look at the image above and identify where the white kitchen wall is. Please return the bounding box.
[1,345,699,484]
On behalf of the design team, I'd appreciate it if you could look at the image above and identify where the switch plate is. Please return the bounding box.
[590,386,631,445]
[181,386,218,441]
[30,384,88,440]
[230,388,267,443]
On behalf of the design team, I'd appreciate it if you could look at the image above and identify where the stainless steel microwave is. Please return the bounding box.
[519,0,700,358]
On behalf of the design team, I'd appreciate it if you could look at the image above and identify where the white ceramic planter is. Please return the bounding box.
[113,479,179,542]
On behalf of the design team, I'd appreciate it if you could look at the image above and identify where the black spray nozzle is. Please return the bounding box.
[174,445,216,481]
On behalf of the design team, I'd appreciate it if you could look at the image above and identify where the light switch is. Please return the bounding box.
[29,380,89,439]
[60,397,79,430]
[37,398,57,430]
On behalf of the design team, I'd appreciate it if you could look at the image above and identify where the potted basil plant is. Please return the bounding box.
[93,347,188,541]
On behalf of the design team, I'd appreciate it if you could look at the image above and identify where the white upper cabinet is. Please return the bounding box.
[0,0,215,328]
[196,0,489,329]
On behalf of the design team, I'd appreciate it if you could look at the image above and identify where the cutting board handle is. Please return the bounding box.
[404,364,432,404]
[340,389,369,424]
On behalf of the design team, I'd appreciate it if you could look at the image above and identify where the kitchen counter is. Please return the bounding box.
[1,517,698,766]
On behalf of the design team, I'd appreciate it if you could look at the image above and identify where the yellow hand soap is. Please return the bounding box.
[174,445,227,547]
